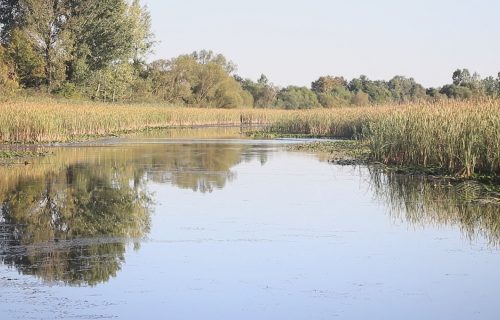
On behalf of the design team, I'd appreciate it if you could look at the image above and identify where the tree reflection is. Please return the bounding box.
[0,163,151,286]
[142,143,243,193]
[370,169,500,246]
[0,141,270,285]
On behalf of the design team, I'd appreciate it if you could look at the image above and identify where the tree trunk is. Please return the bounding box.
[45,46,52,91]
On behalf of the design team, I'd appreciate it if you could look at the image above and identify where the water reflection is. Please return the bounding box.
[0,142,268,285]
[0,162,151,286]
[370,169,500,246]
[1,139,499,288]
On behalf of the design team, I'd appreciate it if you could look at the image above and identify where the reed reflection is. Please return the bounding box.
[370,169,500,246]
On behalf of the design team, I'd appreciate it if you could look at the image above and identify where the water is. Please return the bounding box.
[0,128,499,319]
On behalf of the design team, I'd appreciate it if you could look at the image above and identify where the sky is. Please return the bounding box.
[142,0,500,88]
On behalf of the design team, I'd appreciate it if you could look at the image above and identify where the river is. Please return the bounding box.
[0,128,499,319]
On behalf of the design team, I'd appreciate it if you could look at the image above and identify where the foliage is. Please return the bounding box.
[1,1,500,108]
[146,51,251,108]
[0,0,152,98]
[440,84,473,100]
[351,91,370,106]
[6,27,45,87]
[0,0,23,44]
[276,86,321,109]
[387,76,426,103]
[0,44,18,96]
[238,74,278,108]
[311,76,352,107]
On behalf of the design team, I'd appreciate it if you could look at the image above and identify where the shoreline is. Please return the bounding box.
[287,140,500,189]
[1,128,499,192]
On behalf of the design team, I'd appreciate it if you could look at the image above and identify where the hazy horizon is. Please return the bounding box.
[143,0,500,88]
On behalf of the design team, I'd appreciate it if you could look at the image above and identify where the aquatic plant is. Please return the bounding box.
[367,99,500,178]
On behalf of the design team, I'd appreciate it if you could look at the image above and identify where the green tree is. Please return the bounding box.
[65,0,136,82]
[388,76,426,103]
[6,27,45,87]
[191,49,236,74]
[191,61,228,105]
[348,75,392,104]
[311,75,352,107]
[148,57,195,103]
[276,86,321,109]
[481,76,499,98]
[426,87,446,102]
[18,0,72,88]
[0,44,18,95]
[128,0,154,64]
[311,76,347,95]
[452,69,472,86]
[214,77,253,108]
[440,84,473,100]
[238,74,278,108]
[147,51,250,107]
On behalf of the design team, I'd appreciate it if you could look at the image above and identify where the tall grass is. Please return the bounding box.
[1,99,499,178]
[0,101,287,143]
[261,100,499,178]
[367,100,500,178]
[263,106,396,138]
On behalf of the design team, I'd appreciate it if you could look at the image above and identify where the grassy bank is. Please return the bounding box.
[0,100,399,143]
[1,99,499,179]
[258,99,500,180]
[0,101,289,143]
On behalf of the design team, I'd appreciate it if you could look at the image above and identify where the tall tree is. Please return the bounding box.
[19,0,71,88]
[65,0,135,82]
[6,27,45,86]
[388,76,426,103]
[128,0,154,65]
[311,76,347,95]
[276,86,321,109]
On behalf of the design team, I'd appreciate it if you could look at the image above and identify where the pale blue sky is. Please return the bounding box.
[142,0,500,88]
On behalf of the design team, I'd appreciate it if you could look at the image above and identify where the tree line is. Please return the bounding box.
[1,0,500,108]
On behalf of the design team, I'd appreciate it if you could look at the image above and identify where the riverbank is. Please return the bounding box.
[287,140,500,205]
[287,140,371,165]
[0,101,288,144]
[257,100,500,180]
[0,149,52,163]
[1,99,499,180]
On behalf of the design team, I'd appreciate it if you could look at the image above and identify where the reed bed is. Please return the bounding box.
[260,100,499,178]
[263,106,396,138]
[0,101,288,143]
[1,99,499,178]
[367,100,500,178]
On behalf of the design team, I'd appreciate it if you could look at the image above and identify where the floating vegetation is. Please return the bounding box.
[288,140,371,165]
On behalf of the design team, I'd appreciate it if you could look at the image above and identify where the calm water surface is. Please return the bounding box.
[1,128,499,319]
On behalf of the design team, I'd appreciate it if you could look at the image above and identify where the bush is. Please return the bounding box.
[351,91,370,106]
[53,82,81,99]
